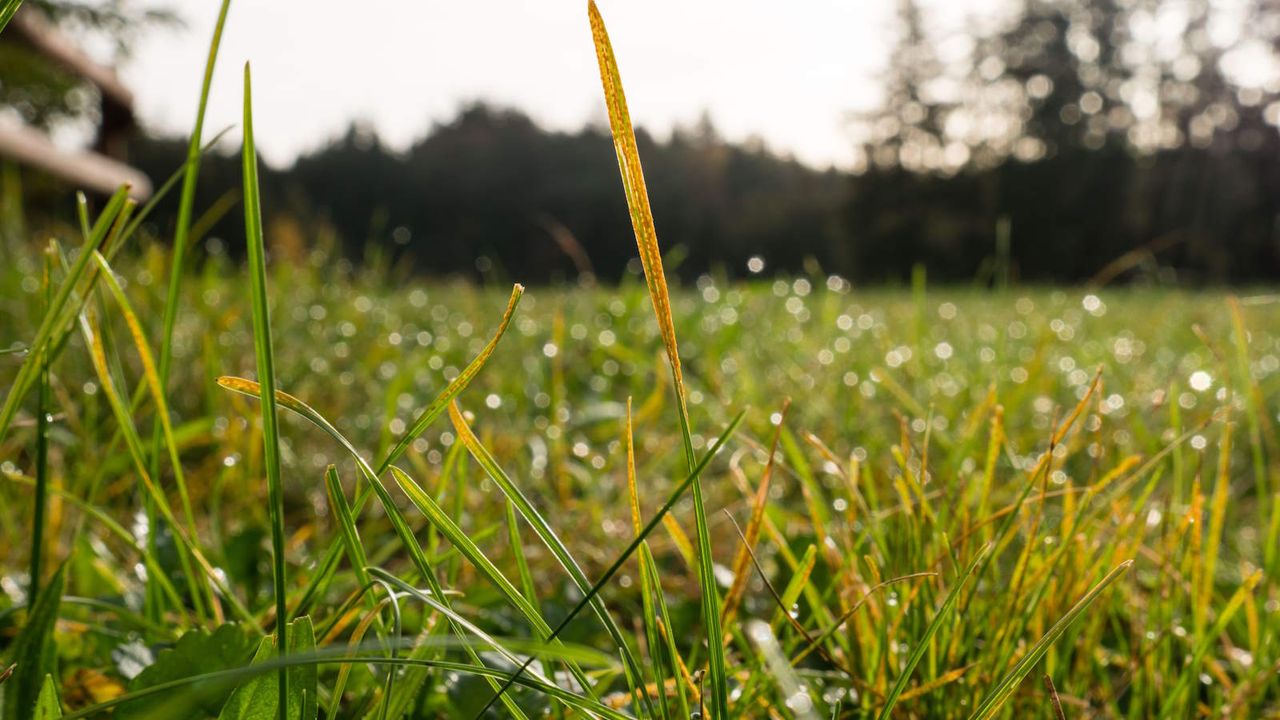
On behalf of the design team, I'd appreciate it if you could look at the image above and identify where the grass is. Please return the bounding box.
[2,2,1280,718]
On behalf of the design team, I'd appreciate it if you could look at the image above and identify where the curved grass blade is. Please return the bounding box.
[63,649,631,720]
[968,559,1134,720]
[379,284,524,472]
[214,377,533,720]
[241,62,288,719]
[0,186,129,442]
[448,401,651,713]
[473,408,746,717]
[147,0,233,584]
[877,543,991,720]
[78,309,252,622]
[389,466,597,695]
[283,284,522,617]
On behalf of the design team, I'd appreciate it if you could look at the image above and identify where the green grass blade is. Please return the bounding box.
[3,563,64,720]
[587,3,726,713]
[968,559,1134,720]
[280,284,522,618]
[29,248,53,599]
[473,407,745,716]
[389,466,596,691]
[156,0,232,390]
[240,62,288,720]
[447,401,653,713]
[147,0,233,557]
[0,0,23,34]
[323,466,371,590]
[63,649,629,720]
[0,186,129,441]
[377,284,523,473]
[33,674,61,720]
[214,377,535,720]
[878,543,991,720]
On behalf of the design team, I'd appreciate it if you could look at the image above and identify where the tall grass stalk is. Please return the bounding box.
[241,62,289,720]
[145,0,233,615]
[587,3,728,715]
[28,247,53,598]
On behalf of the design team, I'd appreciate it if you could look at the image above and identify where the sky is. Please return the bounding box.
[119,1,916,170]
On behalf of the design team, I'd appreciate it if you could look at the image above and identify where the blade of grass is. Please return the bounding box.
[447,401,653,715]
[0,0,23,35]
[214,378,535,720]
[473,407,746,717]
[241,62,288,720]
[969,559,1134,720]
[29,247,53,598]
[587,2,727,715]
[147,0,233,579]
[878,543,991,720]
[388,465,598,696]
[323,466,371,592]
[287,284,523,618]
[64,649,630,720]
[627,399,677,720]
[0,186,130,442]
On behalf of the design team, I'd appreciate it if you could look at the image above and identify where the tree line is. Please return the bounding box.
[11,0,1280,283]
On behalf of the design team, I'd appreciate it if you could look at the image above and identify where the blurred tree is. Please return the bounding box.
[0,1,175,132]
[847,0,1280,283]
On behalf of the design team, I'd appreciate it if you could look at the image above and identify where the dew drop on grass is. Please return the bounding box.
[1189,370,1213,392]
[785,691,813,713]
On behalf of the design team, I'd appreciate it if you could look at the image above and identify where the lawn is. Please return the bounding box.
[2,230,1278,716]
[1,0,1279,716]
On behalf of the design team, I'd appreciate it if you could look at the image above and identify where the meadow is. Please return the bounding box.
[3,1,1280,718]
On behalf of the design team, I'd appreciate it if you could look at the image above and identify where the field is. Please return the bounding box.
[3,1,1280,718]
[3,226,1280,717]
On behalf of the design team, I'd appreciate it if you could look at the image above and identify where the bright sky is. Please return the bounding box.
[121,1,914,170]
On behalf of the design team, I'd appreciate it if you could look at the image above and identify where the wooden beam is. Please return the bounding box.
[0,121,152,199]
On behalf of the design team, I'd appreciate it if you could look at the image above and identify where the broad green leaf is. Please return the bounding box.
[217,617,318,720]
[114,624,257,720]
